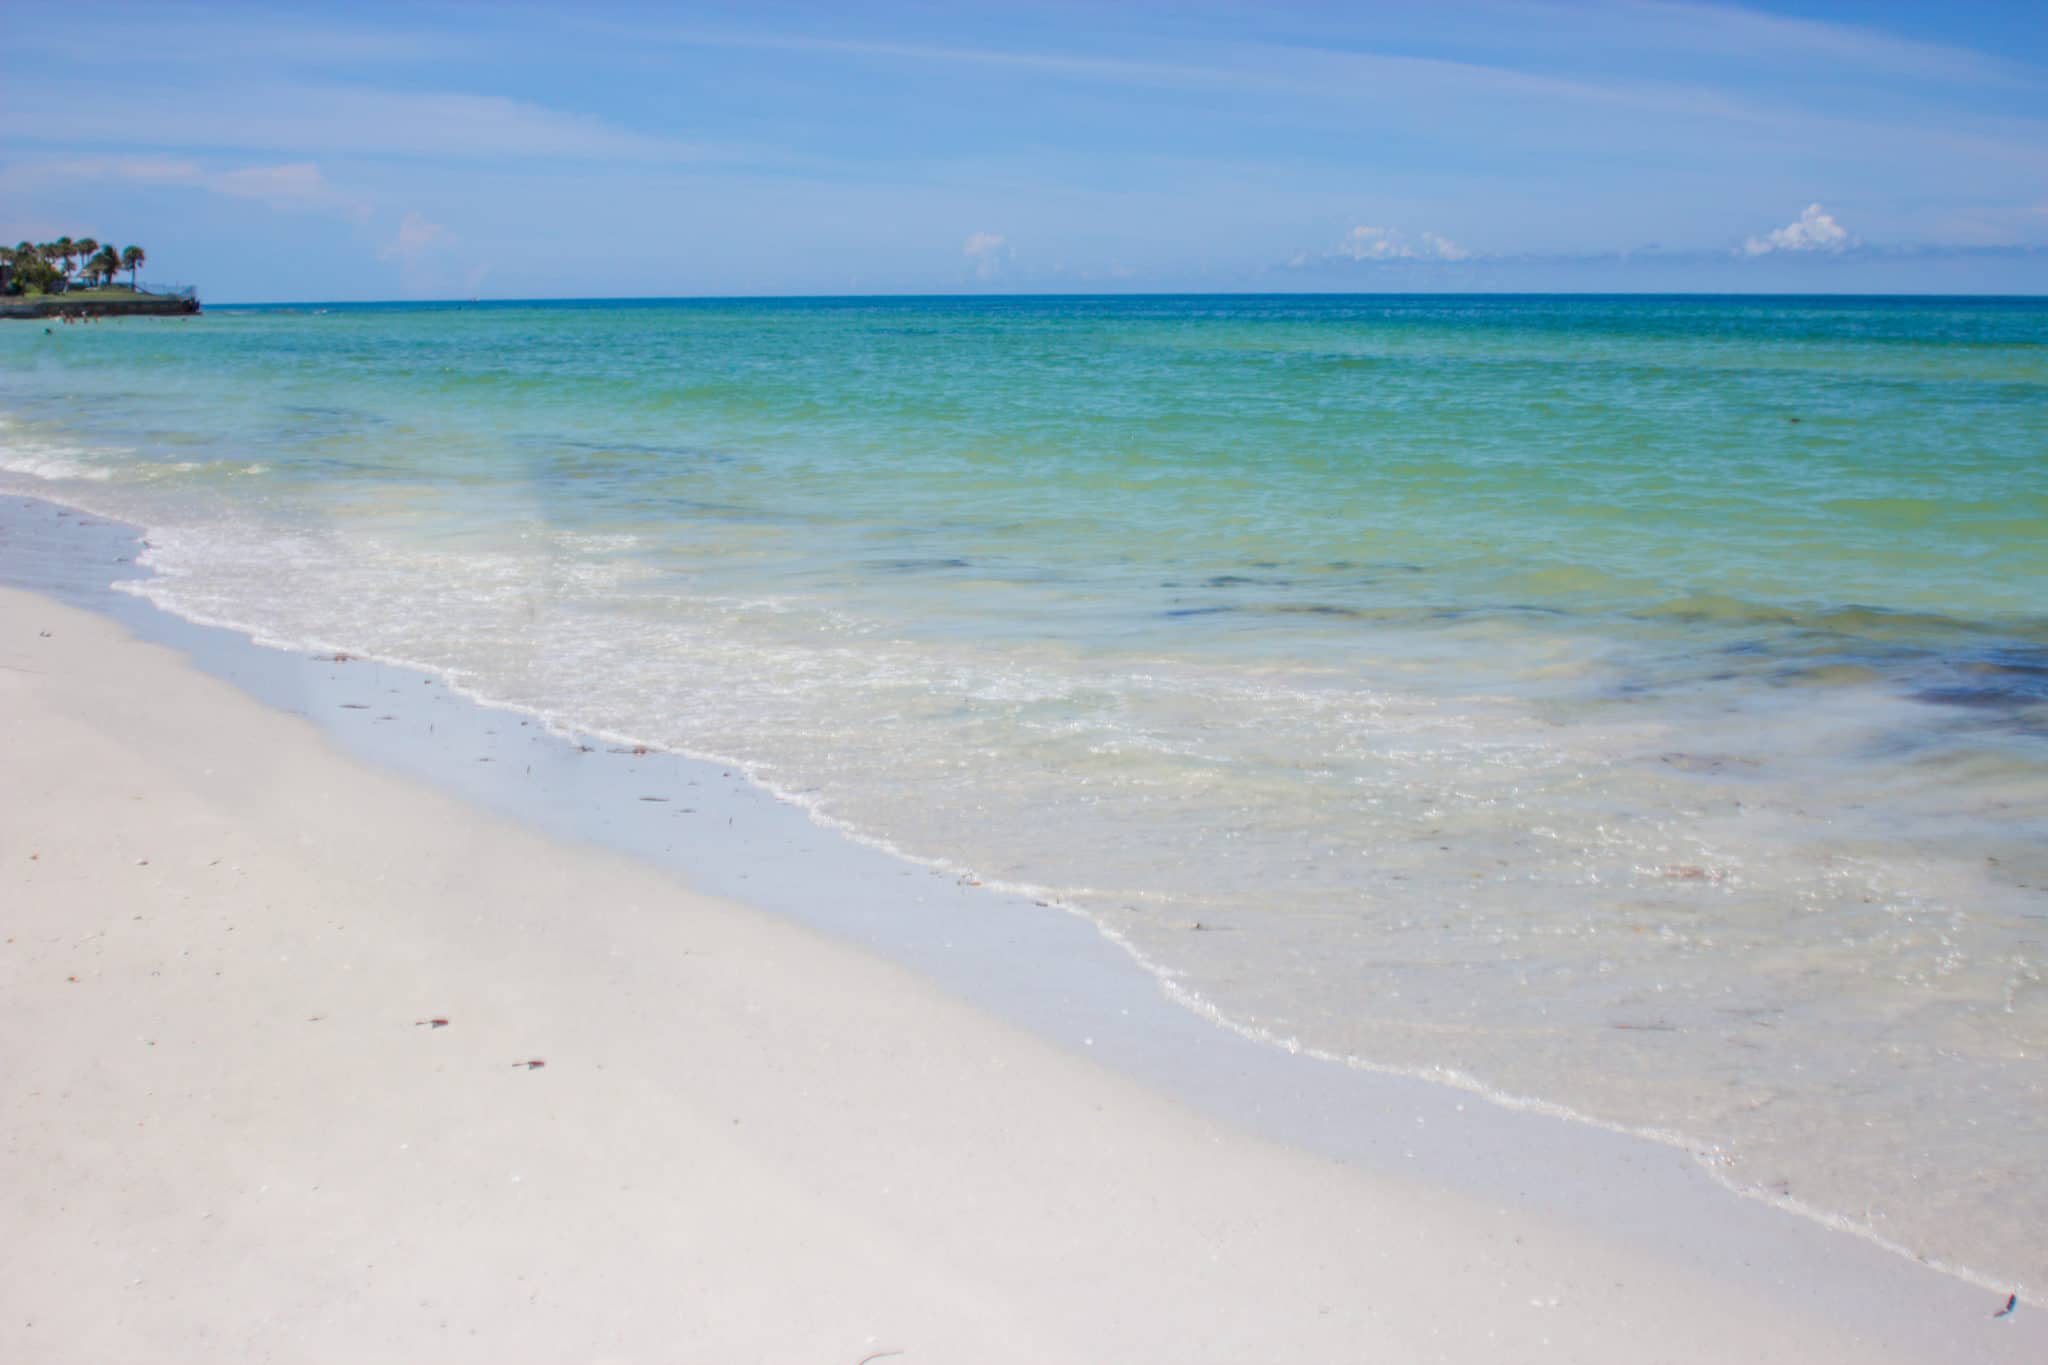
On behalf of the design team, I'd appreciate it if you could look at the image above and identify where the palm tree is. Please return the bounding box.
[10,244,60,294]
[122,245,145,288]
[75,237,99,278]
[89,247,121,287]
[51,236,76,277]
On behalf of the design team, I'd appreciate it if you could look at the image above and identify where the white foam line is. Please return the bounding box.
[38,488,2030,1303]
[0,447,119,482]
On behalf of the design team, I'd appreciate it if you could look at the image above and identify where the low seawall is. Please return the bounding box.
[0,295,199,320]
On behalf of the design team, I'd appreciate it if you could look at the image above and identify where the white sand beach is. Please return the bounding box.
[0,584,2031,1363]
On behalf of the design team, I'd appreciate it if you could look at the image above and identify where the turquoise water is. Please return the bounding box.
[4,295,2046,1285]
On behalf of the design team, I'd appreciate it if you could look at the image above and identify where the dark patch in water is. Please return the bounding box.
[1165,605,1237,619]
[1958,652,2048,682]
[1205,574,1288,588]
[1910,646,2048,722]
[1426,603,1568,624]
[1635,599,2035,647]
[1265,603,1365,618]
[871,557,973,573]
[523,435,730,465]
[1915,686,2028,710]
[282,404,387,426]
[1661,752,1762,775]
[274,405,390,441]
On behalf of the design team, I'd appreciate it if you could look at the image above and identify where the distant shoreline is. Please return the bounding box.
[203,288,2047,309]
[0,293,199,320]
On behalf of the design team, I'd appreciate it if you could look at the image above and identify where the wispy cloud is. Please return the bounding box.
[625,14,2041,147]
[1,85,720,165]
[662,21,1737,132]
[1621,0,2034,87]
[10,156,369,219]
[1743,204,1853,256]
[4,15,454,68]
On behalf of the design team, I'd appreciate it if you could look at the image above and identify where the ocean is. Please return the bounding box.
[3,293,2044,1286]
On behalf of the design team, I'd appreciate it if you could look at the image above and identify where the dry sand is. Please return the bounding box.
[0,585,2026,1363]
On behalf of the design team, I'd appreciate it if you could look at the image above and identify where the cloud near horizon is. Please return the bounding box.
[1293,224,1473,267]
[963,230,1011,280]
[1744,204,1853,256]
[380,212,449,264]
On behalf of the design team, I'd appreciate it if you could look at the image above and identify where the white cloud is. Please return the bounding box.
[376,212,459,297]
[1329,224,1471,263]
[963,230,1011,280]
[381,212,449,265]
[1418,231,1471,262]
[1337,225,1404,260]
[1743,203,1852,255]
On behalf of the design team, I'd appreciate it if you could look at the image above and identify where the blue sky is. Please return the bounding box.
[4,1,2044,300]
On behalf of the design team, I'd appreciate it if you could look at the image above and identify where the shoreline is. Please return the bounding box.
[1,492,2038,1359]
[5,482,2038,1298]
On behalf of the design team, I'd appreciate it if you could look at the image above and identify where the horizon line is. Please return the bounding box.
[209,288,2048,308]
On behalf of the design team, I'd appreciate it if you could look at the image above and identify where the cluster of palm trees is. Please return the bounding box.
[1,236,148,292]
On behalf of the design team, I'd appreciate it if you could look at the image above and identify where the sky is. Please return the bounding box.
[3,0,2045,301]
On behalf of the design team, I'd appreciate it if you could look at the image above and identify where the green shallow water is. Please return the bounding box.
[3,294,2047,1286]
